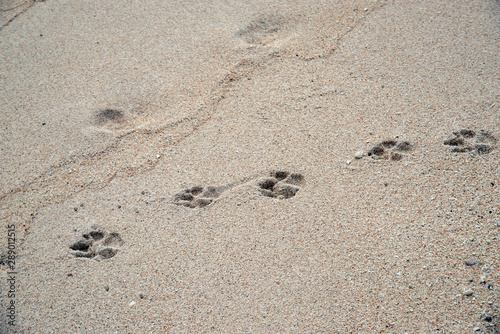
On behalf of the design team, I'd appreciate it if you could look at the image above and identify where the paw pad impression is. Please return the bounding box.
[172,186,222,208]
[444,129,497,154]
[257,170,305,199]
[367,139,413,161]
[70,227,124,260]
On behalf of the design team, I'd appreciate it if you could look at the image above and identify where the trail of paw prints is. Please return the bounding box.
[256,170,305,199]
[444,129,497,154]
[172,170,304,208]
[70,226,124,261]
[357,139,413,161]
[172,186,223,208]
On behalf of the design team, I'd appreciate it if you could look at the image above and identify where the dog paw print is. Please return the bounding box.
[256,170,305,199]
[444,129,497,154]
[365,139,413,161]
[70,227,124,260]
[172,186,223,208]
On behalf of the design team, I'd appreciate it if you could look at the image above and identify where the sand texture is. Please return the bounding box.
[1,0,499,332]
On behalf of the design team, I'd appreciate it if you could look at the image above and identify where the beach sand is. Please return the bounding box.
[1,0,499,332]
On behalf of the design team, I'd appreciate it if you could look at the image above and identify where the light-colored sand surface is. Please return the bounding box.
[0,0,37,28]
[1,0,499,332]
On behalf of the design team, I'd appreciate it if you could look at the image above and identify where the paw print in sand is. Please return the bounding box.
[444,129,497,154]
[256,170,305,199]
[70,226,124,260]
[366,139,413,161]
[172,186,222,208]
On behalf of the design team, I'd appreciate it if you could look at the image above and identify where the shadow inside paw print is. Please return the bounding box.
[257,170,305,199]
[70,227,124,260]
[172,186,222,208]
[444,129,497,154]
[367,139,413,161]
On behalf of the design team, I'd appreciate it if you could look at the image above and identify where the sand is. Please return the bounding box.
[1,0,499,332]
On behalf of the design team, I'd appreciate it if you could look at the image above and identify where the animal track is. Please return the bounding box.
[367,139,413,161]
[236,14,290,45]
[444,129,497,154]
[92,99,153,132]
[94,109,125,125]
[70,226,124,260]
[172,186,224,209]
[172,171,305,208]
[256,170,305,199]
[172,174,257,208]
[93,107,133,131]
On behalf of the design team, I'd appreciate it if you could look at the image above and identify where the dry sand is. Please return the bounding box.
[1,0,499,332]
